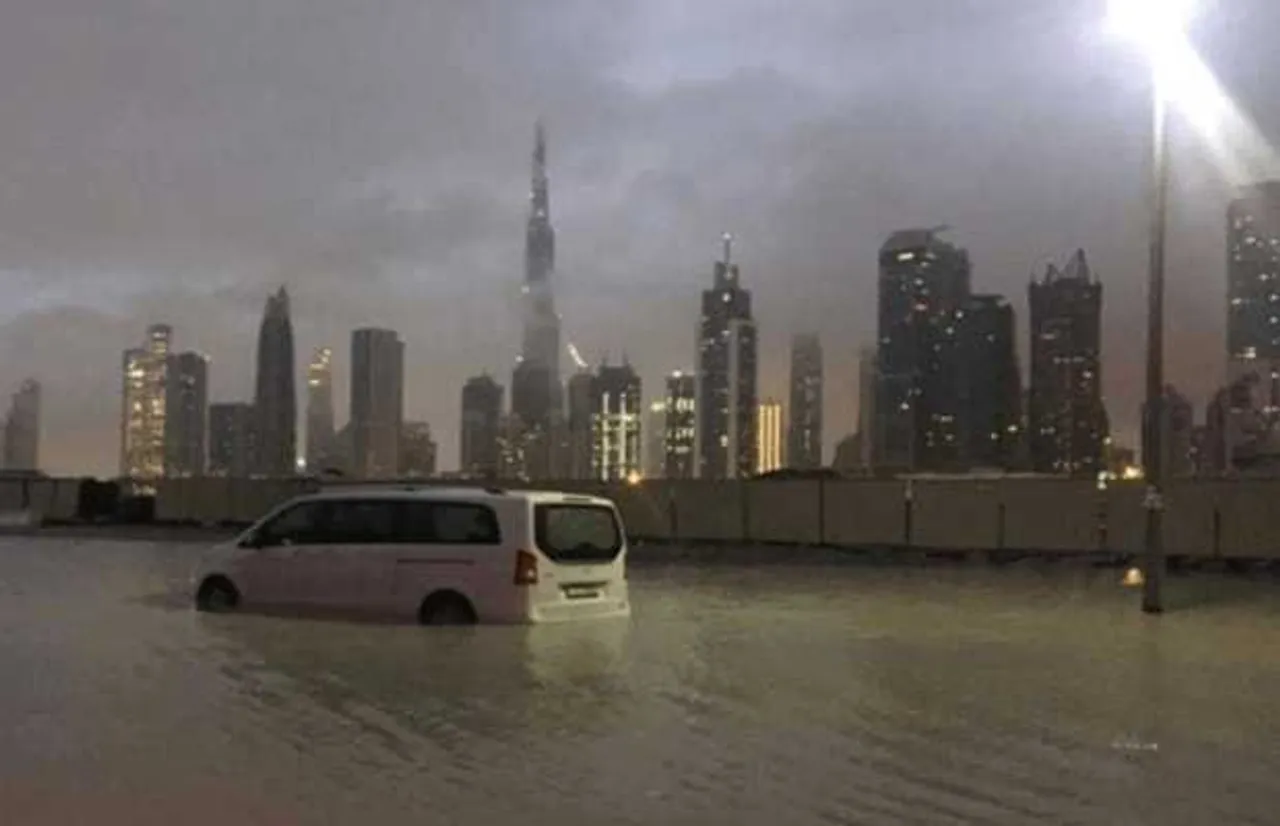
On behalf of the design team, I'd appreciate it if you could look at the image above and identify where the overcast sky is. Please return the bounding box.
[2,0,1279,476]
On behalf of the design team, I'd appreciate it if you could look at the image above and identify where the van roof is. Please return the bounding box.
[300,486,616,508]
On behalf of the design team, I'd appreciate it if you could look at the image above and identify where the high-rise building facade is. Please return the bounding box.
[350,328,404,479]
[875,229,972,472]
[664,371,697,480]
[208,402,255,477]
[460,374,503,479]
[787,334,824,470]
[253,287,296,476]
[566,369,596,480]
[1228,182,1280,364]
[591,362,642,482]
[510,122,564,481]
[306,347,336,473]
[399,421,437,478]
[120,324,172,480]
[2,379,41,472]
[757,399,784,475]
[696,238,758,479]
[164,352,208,477]
[1143,385,1195,479]
[645,400,667,479]
[958,295,1022,470]
[1028,250,1108,476]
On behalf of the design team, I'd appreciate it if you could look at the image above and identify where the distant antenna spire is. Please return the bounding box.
[722,232,734,267]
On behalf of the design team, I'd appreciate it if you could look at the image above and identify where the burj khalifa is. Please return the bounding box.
[510,122,564,478]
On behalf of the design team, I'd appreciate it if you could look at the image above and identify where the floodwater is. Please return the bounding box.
[3,539,1280,825]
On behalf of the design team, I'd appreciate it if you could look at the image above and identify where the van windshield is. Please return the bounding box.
[534,504,623,563]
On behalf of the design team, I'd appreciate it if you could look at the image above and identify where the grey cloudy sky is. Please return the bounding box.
[1,0,1278,476]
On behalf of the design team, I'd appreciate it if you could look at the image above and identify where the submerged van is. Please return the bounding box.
[192,487,630,624]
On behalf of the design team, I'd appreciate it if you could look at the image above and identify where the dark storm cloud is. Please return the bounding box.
[1,0,1278,474]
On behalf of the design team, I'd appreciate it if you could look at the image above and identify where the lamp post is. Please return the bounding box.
[1108,0,1197,613]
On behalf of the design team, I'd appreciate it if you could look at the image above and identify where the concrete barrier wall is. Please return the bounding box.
[1000,481,1101,553]
[27,475,1280,559]
[913,481,1001,550]
[1106,482,1221,557]
[668,481,745,542]
[0,479,27,511]
[1218,482,1280,559]
[823,481,906,547]
[744,481,822,545]
[610,482,673,541]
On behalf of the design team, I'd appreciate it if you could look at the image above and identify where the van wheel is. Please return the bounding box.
[196,577,240,613]
[418,592,477,626]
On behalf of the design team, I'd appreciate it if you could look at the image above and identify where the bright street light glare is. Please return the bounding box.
[1107,0,1197,50]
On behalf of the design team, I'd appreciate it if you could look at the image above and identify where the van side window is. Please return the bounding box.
[256,500,327,546]
[400,501,501,544]
[324,500,399,544]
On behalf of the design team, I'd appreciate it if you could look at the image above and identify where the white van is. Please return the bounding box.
[191,487,630,625]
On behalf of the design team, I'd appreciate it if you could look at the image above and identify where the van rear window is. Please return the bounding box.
[534,504,622,563]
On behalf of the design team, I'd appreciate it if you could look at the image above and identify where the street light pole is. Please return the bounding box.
[1142,77,1170,615]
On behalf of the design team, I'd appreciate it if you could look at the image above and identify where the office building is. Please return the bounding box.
[664,371,697,480]
[787,334,824,470]
[875,228,972,471]
[757,399,784,475]
[306,347,336,473]
[696,236,758,479]
[510,122,564,481]
[350,328,404,479]
[208,402,255,477]
[591,362,642,482]
[2,379,41,472]
[645,400,667,479]
[164,352,208,477]
[120,324,172,481]
[1142,385,1195,478]
[253,287,296,476]
[1228,182,1280,364]
[399,421,437,478]
[1028,250,1108,476]
[460,374,503,479]
[959,295,1022,470]
[566,369,596,479]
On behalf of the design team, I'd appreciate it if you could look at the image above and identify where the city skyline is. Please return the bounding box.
[4,1,1280,476]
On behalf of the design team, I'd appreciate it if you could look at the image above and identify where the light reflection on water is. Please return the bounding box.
[2,538,1280,824]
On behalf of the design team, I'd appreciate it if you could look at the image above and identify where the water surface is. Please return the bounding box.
[2,538,1279,824]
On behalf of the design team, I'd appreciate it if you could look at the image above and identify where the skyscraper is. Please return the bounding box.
[208,402,255,477]
[1227,182,1280,365]
[787,334,824,469]
[253,287,296,477]
[645,400,667,479]
[757,399,784,475]
[460,374,503,479]
[1028,250,1108,476]
[350,328,404,479]
[875,228,971,472]
[164,352,208,477]
[306,347,336,473]
[591,362,642,482]
[2,379,41,472]
[664,371,697,480]
[120,324,172,481]
[1143,385,1195,479]
[511,121,564,481]
[566,369,596,479]
[696,236,758,479]
[958,295,1022,470]
[399,421,437,478]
